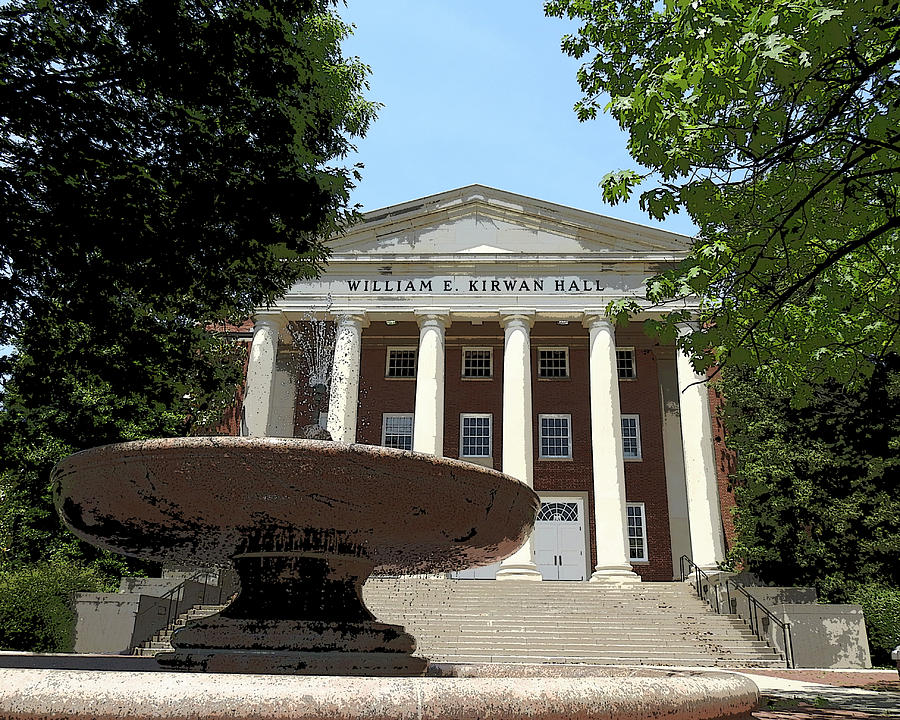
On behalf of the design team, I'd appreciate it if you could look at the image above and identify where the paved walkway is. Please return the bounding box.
[722,669,900,719]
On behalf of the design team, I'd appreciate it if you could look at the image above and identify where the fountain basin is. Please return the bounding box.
[0,664,759,720]
[52,437,538,571]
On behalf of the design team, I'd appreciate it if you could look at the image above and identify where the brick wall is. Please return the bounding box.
[344,320,675,581]
[618,343,673,581]
[356,321,419,445]
[443,323,504,463]
[708,380,738,553]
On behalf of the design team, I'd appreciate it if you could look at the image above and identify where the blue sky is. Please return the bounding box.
[339,1,697,237]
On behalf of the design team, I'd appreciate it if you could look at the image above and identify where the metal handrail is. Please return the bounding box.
[133,570,228,634]
[679,555,793,668]
[728,581,794,668]
[679,554,720,613]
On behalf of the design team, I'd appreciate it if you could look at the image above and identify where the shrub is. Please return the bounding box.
[0,562,114,652]
[849,583,900,666]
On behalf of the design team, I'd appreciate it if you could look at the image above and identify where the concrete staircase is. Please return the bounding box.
[132,604,225,657]
[133,578,785,667]
[363,578,785,667]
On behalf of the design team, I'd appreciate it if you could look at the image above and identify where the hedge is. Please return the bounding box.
[0,562,113,652]
[849,583,900,666]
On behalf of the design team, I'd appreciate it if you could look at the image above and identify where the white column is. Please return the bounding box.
[242,310,286,436]
[496,310,542,581]
[675,323,726,570]
[655,346,693,579]
[326,311,368,443]
[413,310,450,456]
[584,313,640,583]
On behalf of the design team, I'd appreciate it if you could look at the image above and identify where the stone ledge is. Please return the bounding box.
[0,663,759,720]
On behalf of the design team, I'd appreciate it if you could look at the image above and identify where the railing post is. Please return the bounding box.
[785,621,794,668]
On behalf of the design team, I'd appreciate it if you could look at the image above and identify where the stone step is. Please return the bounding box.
[412,641,777,655]
[373,616,754,627]
[364,592,702,600]
[410,635,771,648]
[403,624,758,634]
[406,622,758,632]
[368,604,722,612]
[422,654,787,668]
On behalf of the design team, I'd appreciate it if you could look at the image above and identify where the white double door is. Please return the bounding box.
[450,496,587,581]
[534,497,587,581]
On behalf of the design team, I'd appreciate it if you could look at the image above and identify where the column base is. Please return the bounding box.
[589,566,641,584]
[496,563,543,581]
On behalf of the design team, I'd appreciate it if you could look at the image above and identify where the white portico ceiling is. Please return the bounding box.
[327,185,693,262]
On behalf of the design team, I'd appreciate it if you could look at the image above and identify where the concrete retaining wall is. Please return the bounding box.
[770,604,872,669]
[72,594,145,654]
[689,572,872,668]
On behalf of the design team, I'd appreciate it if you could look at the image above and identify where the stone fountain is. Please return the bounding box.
[0,435,759,720]
[50,436,536,676]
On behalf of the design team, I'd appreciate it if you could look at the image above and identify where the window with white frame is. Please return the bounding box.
[539,414,572,459]
[616,348,636,379]
[621,414,642,459]
[460,413,492,457]
[626,502,648,561]
[385,347,416,378]
[382,413,414,450]
[537,347,569,378]
[462,348,492,378]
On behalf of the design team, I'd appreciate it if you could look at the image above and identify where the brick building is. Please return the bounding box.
[240,186,732,583]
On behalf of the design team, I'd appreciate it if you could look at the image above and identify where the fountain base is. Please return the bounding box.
[157,618,427,675]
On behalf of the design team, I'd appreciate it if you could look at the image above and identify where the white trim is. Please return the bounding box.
[538,413,572,459]
[621,414,642,460]
[385,346,417,378]
[461,347,493,378]
[537,347,569,379]
[616,347,637,379]
[381,413,414,450]
[460,413,492,458]
[626,502,649,563]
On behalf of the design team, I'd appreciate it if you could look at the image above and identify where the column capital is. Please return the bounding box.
[676,319,699,336]
[252,310,287,330]
[414,309,451,328]
[498,309,535,329]
[331,309,370,329]
[581,311,614,330]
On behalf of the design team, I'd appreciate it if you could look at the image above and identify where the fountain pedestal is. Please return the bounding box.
[157,555,425,675]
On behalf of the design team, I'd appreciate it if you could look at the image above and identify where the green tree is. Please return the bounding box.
[0,0,377,571]
[721,357,900,663]
[722,358,900,595]
[546,0,900,400]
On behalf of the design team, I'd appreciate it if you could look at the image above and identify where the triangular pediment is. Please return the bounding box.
[327,185,691,259]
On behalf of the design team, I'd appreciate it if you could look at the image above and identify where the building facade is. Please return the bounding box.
[240,186,731,583]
